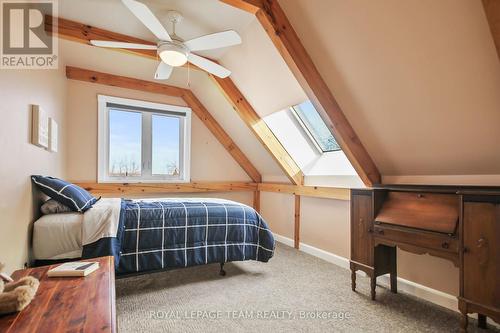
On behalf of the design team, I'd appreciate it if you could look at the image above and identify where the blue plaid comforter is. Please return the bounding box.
[83,198,275,274]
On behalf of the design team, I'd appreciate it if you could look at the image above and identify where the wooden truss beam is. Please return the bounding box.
[66,66,262,183]
[220,0,381,186]
[75,182,258,197]
[46,16,158,60]
[66,66,186,97]
[77,181,349,201]
[182,90,262,182]
[258,182,350,201]
[211,76,304,185]
[294,195,301,249]
[45,16,201,71]
[483,0,500,59]
[253,190,261,213]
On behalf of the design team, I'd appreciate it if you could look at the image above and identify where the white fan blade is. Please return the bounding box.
[122,0,172,42]
[184,30,242,52]
[154,62,173,80]
[90,40,157,50]
[188,53,231,78]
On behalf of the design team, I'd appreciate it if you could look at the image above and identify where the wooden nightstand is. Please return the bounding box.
[0,256,116,333]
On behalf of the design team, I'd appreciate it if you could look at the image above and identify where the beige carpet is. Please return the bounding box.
[116,243,498,332]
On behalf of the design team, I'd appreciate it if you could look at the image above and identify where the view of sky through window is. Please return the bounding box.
[152,114,180,176]
[109,109,142,177]
[292,101,341,152]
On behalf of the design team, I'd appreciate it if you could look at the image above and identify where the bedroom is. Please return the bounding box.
[0,0,499,332]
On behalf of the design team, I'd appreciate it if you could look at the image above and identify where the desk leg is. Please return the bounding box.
[390,273,397,293]
[477,314,487,329]
[370,277,376,300]
[460,313,468,333]
[390,247,397,293]
[351,269,356,291]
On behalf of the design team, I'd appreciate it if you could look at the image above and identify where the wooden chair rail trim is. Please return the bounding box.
[65,66,262,183]
[219,0,381,186]
[75,181,350,201]
[74,182,259,196]
[258,183,350,201]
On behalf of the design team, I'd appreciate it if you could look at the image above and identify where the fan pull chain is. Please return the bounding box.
[187,61,191,88]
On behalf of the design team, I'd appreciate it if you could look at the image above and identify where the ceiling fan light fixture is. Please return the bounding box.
[158,43,188,67]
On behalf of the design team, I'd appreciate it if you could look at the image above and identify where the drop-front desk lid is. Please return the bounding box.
[375,191,459,234]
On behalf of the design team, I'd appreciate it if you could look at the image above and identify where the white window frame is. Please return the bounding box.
[97,95,191,183]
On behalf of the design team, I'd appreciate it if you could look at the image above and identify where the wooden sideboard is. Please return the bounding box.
[350,185,499,332]
[0,256,116,333]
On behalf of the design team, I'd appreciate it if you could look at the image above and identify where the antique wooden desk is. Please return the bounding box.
[0,256,116,333]
[349,185,499,332]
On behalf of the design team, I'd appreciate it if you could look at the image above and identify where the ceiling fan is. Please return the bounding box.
[90,0,242,80]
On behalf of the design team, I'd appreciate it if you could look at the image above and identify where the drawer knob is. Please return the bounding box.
[376,229,384,235]
[441,242,449,249]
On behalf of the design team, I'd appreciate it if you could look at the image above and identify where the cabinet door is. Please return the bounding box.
[463,202,500,308]
[351,193,373,266]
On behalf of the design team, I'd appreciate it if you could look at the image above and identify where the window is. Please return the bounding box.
[98,95,191,183]
[291,100,340,153]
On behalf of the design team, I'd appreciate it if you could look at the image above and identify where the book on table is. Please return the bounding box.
[47,261,99,277]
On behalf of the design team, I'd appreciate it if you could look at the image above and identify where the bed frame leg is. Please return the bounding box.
[219,263,226,276]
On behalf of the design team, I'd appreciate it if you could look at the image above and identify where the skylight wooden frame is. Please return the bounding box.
[220,0,381,186]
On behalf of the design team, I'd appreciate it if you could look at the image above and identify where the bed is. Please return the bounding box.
[33,197,275,275]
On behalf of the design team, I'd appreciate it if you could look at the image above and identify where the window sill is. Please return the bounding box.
[97,178,191,184]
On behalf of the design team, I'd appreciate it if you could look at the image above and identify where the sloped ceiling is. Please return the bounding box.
[278,0,500,177]
[56,0,500,184]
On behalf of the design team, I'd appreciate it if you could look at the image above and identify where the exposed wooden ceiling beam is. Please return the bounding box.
[66,66,186,97]
[46,15,157,59]
[221,0,263,14]
[211,75,304,185]
[66,66,262,183]
[182,90,262,182]
[45,15,202,71]
[220,0,381,186]
[483,0,500,58]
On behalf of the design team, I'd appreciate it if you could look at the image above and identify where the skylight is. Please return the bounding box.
[291,101,340,153]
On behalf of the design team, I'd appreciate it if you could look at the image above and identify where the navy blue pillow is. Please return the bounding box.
[31,176,99,212]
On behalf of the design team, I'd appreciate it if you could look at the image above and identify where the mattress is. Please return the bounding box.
[33,213,83,260]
